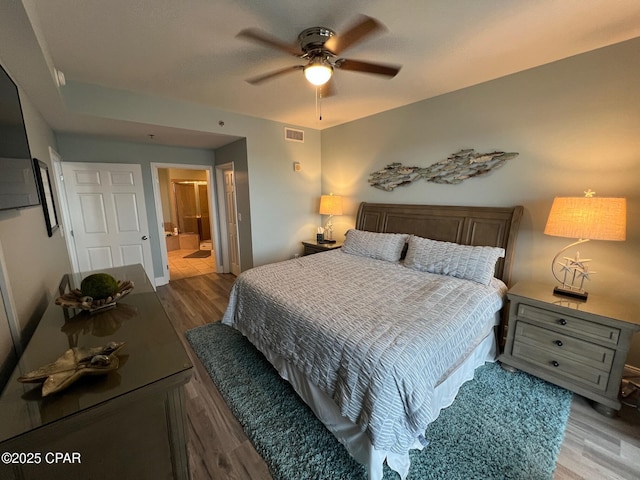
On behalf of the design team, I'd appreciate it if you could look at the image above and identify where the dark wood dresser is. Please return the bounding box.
[0,264,192,479]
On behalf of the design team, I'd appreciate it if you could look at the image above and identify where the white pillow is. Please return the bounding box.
[341,229,409,263]
[404,235,505,285]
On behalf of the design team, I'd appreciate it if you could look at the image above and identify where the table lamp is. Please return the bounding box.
[319,194,343,240]
[543,189,626,300]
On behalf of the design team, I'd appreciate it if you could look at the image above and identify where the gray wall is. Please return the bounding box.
[55,134,217,281]
[322,37,640,366]
[0,88,71,384]
[58,82,323,267]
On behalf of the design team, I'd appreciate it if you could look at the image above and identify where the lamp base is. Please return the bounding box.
[553,285,588,301]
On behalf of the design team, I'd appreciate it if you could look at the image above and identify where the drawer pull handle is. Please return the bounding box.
[555,340,563,347]
[558,318,567,326]
[551,360,560,367]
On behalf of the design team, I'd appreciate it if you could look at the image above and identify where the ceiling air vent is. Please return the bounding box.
[284,127,304,143]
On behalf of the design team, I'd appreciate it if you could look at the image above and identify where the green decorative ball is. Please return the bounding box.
[80,273,119,300]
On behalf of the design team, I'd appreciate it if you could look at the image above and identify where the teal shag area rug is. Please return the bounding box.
[186,322,572,480]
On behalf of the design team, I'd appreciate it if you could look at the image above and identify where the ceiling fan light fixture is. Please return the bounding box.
[304,62,333,86]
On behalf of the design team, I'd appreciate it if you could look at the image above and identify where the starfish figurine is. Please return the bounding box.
[576,264,596,289]
[565,251,592,268]
[18,342,125,396]
[577,265,596,280]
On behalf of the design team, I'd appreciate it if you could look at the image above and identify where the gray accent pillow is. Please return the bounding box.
[404,235,505,285]
[342,229,409,263]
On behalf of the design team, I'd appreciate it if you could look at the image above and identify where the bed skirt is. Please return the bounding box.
[248,331,497,480]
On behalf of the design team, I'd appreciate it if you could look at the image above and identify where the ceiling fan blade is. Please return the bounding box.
[237,28,302,56]
[325,15,385,55]
[336,59,401,78]
[246,65,303,85]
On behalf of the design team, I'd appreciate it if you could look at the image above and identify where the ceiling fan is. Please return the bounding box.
[237,15,401,92]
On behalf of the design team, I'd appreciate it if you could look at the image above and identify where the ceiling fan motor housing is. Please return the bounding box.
[298,27,335,55]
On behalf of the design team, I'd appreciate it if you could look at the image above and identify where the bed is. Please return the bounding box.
[222,202,523,479]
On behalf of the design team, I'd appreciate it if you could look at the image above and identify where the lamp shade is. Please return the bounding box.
[544,196,626,241]
[319,194,343,216]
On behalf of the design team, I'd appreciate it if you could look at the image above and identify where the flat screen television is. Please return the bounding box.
[0,62,39,211]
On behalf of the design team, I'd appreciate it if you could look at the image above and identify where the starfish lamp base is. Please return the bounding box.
[553,285,588,301]
[549,238,594,302]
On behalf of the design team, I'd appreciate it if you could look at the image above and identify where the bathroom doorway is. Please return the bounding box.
[152,165,219,282]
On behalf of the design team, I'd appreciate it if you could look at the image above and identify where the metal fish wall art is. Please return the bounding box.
[368,149,519,191]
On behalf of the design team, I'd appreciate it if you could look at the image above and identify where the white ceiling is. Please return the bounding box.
[7,0,640,148]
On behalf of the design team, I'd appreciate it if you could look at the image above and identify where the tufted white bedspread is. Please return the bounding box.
[222,249,506,455]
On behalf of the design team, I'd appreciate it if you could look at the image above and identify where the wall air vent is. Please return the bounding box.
[284,127,304,143]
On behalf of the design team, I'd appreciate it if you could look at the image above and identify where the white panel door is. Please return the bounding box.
[223,169,241,276]
[62,162,154,280]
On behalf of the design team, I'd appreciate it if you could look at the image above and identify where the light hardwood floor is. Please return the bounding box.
[157,273,640,480]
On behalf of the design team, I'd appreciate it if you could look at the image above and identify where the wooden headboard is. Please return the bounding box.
[355,202,524,286]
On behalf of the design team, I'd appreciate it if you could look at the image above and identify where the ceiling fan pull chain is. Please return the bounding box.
[316,87,322,121]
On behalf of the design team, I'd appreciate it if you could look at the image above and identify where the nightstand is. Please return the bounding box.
[500,281,640,416]
[301,240,343,256]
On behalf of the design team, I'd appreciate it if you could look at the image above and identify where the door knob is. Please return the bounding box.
[142,235,148,240]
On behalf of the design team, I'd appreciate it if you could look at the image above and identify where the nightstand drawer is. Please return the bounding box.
[512,341,610,391]
[517,303,620,345]
[514,321,615,371]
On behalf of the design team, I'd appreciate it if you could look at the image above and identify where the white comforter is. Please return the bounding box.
[222,250,506,455]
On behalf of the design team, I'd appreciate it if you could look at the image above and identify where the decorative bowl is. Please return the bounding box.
[56,280,134,313]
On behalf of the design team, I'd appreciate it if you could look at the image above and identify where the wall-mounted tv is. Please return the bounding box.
[0,62,39,211]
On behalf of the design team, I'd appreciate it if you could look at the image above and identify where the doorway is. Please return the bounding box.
[151,163,227,284]
[155,167,217,281]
